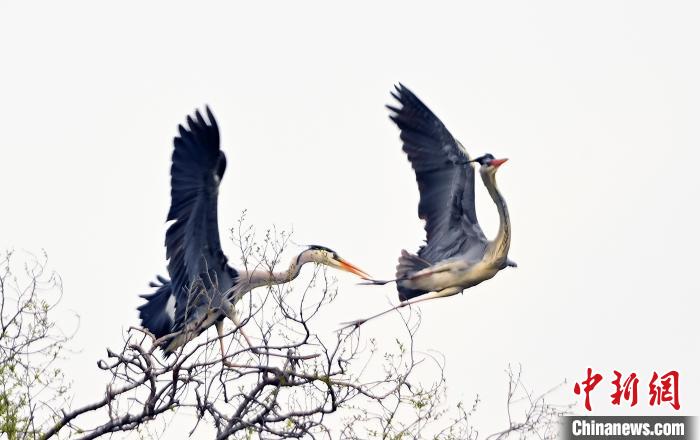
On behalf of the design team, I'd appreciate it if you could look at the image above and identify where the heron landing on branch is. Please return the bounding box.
[137,108,371,360]
[341,84,516,329]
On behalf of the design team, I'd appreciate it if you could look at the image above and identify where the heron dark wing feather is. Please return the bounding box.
[388,84,487,264]
[164,107,234,333]
[137,277,174,339]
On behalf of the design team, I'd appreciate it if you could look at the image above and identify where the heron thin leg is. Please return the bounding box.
[359,267,452,286]
[220,305,257,353]
[229,310,256,350]
[216,320,227,359]
[217,319,258,369]
[408,267,451,280]
[217,320,236,367]
[338,287,461,330]
[358,278,401,286]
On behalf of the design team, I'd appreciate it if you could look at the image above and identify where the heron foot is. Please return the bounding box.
[336,318,367,332]
[357,278,397,286]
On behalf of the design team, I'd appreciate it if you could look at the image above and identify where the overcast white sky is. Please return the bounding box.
[1,0,699,436]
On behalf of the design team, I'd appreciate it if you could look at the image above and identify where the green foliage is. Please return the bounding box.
[0,251,73,439]
[0,361,34,439]
[0,387,21,439]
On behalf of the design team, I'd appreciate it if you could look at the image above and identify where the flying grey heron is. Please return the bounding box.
[137,107,370,356]
[342,84,516,328]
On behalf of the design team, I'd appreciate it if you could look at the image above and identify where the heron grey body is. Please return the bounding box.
[397,164,511,297]
[152,255,317,354]
[138,109,370,355]
[376,85,515,308]
[340,85,515,329]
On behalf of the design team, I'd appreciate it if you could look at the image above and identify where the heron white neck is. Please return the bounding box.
[270,254,307,284]
[232,252,315,299]
[482,170,511,263]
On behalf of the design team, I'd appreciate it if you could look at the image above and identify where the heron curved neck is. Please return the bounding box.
[246,254,308,288]
[273,258,305,283]
[481,171,510,262]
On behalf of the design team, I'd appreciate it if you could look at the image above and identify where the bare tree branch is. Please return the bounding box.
[1,222,570,440]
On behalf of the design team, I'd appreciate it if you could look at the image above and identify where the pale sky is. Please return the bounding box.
[1,1,698,436]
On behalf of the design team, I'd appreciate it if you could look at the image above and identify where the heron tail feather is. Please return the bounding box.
[396,250,430,301]
[396,249,429,278]
[137,277,175,340]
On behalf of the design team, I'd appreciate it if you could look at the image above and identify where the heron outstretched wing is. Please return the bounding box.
[387,84,487,264]
[165,107,233,333]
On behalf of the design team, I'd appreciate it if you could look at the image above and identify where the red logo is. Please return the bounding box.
[649,371,680,410]
[611,371,639,407]
[574,369,680,411]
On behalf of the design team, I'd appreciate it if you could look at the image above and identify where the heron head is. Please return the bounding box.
[301,245,371,279]
[471,154,508,172]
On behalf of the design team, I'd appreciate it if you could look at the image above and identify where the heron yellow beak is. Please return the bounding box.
[491,158,508,168]
[334,257,372,279]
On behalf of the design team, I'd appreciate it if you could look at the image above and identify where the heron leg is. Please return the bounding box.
[359,267,452,287]
[407,266,453,281]
[218,303,256,351]
[216,320,236,367]
[358,278,402,286]
[228,308,256,351]
[217,317,259,369]
[338,286,462,331]
[216,320,230,361]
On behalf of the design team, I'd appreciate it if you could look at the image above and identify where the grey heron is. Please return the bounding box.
[137,107,370,356]
[342,84,515,328]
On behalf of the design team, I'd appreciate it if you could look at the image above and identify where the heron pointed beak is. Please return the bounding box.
[334,257,372,280]
[491,158,508,168]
